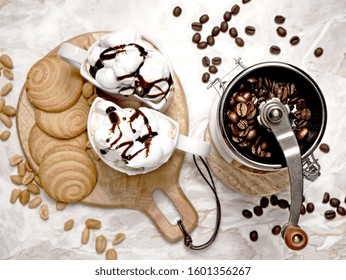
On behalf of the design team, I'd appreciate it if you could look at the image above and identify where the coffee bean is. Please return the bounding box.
[236,102,248,117]
[197,41,208,49]
[322,192,330,203]
[300,108,311,121]
[229,27,238,38]
[220,21,229,32]
[202,72,210,83]
[246,129,257,140]
[319,143,330,153]
[227,110,239,123]
[207,35,215,46]
[271,225,281,235]
[192,22,202,31]
[300,204,306,215]
[199,14,209,24]
[224,11,232,21]
[325,210,336,220]
[245,26,256,35]
[235,37,245,47]
[172,6,182,17]
[290,36,300,45]
[345,196,346,204]
[242,0,251,3]
[202,56,210,67]
[242,209,253,219]
[337,206,346,216]
[306,202,315,213]
[296,127,308,141]
[237,119,248,130]
[270,45,281,54]
[192,33,201,44]
[249,230,258,242]
[253,206,263,216]
[209,65,218,74]
[212,57,222,65]
[212,26,220,37]
[314,47,324,57]
[330,198,340,208]
[276,26,287,37]
[270,195,278,206]
[274,15,286,24]
[278,199,289,209]
[296,98,307,110]
[260,197,269,208]
[231,4,240,15]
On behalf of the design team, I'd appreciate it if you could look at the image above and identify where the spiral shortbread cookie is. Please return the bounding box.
[29,124,88,165]
[26,54,83,112]
[35,95,90,139]
[39,145,97,203]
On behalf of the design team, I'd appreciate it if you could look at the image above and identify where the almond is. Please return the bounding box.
[26,182,40,195]
[0,130,10,141]
[9,154,23,166]
[19,189,30,205]
[0,112,12,128]
[95,235,107,254]
[105,248,118,260]
[0,98,5,111]
[0,54,13,69]
[3,67,13,80]
[0,83,12,96]
[17,162,26,177]
[10,175,23,185]
[39,203,49,220]
[85,218,101,229]
[112,233,126,245]
[64,219,75,231]
[56,201,68,211]
[82,82,94,99]
[28,197,42,209]
[81,226,90,244]
[2,105,16,117]
[22,171,34,185]
[10,189,22,204]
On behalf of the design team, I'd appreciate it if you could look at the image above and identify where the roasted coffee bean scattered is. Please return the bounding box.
[249,230,258,241]
[300,204,306,215]
[231,4,240,15]
[253,206,263,216]
[235,37,245,47]
[242,0,251,3]
[212,26,220,37]
[276,26,287,37]
[260,197,269,208]
[337,206,346,216]
[197,41,208,49]
[278,199,289,209]
[330,198,340,208]
[202,56,210,67]
[172,6,182,17]
[209,65,218,74]
[274,15,286,24]
[290,36,300,45]
[242,209,253,219]
[306,202,315,213]
[192,33,201,44]
[270,45,281,54]
[192,22,203,31]
[199,14,209,24]
[207,35,215,46]
[245,26,256,35]
[224,11,232,21]
[344,196,346,204]
[202,72,210,83]
[271,225,281,235]
[319,143,330,153]
[314,47,324,57]
[270,195,278,206]
[212,57,222,66]
[229,27,238,38]
[322,192,330,203]
[324,210,336,220]
[220,21,229,32]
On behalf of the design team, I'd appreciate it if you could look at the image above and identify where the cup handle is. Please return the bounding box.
[176,134,211,158]
[58,43,87,69]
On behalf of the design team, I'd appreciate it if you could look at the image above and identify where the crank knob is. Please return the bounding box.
[283,225,308,250]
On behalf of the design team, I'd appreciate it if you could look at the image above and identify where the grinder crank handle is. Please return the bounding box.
[258,98,308,250]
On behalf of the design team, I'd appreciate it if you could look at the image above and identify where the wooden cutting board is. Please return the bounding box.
[16,32,198,243]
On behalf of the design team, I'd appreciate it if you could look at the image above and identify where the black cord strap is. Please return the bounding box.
[177,155,221,250]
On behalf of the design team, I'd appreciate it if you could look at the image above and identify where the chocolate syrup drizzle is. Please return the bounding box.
[100,106,158,164]
[89,43,173,100]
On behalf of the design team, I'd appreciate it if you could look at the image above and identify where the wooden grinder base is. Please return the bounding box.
[16,32,198,243]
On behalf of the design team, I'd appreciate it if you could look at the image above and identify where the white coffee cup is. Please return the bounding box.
[58,30,174,112]
[88,97,211,175]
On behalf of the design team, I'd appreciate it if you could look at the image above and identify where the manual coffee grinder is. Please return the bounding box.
[208,59,327,250]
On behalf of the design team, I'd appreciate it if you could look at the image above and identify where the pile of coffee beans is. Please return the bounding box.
[224,75,313,162]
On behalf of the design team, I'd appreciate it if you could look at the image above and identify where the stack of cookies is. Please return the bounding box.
[26,54,98,203]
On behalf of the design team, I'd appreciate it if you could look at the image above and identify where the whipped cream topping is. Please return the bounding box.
[87,30,173,103]
[91,99,176,170]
